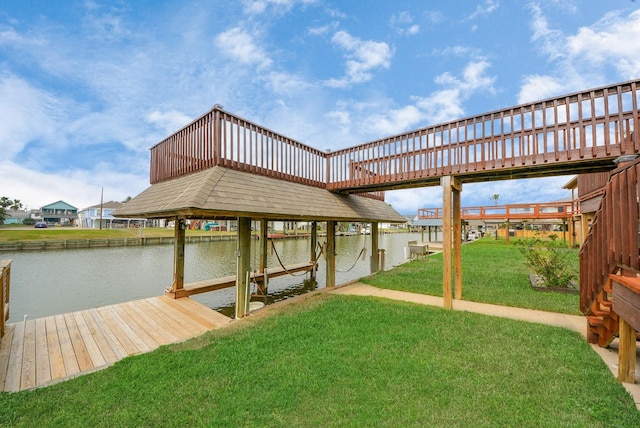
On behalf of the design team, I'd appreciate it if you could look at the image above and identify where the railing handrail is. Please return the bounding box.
[147,79,639,199]
[326,79,639,191]
[329,79,640,156]
[579,156,640,313]
[0,259,11,339]
[418,201,575,220]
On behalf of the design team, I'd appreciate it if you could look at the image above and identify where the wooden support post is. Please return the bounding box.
[310,221,317,280]
[259,219,269,296]
[259,219,268,273]
[235,217,252,319]
[505,220,510,245]
[326,221,336,287]
[581,213,589,246]
[371,222,379,273]
[441,176,455,309]
[453,181,462,300]
[170,218,186,297]
[421,226,425,243]
[618,317,637,383]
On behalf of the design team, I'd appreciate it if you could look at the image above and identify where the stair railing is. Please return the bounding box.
[579,156,640,315]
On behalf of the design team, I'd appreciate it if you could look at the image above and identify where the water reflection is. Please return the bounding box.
[1,232,431,322]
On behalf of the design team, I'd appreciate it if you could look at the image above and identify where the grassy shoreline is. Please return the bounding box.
[0,294,638,426]
[1,237,637,425]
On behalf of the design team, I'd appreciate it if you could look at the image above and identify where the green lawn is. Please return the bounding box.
[0,295,638,427]
[363,238,581,314]
[0,236,637,425]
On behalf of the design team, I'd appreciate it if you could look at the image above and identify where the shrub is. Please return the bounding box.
[516,235,577,288]
[22,218,36,225]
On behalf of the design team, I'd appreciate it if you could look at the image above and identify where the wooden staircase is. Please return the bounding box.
[586,277,619,346]
[580,154,640,348]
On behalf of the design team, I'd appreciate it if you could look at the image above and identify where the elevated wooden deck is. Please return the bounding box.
[0,296,231,392]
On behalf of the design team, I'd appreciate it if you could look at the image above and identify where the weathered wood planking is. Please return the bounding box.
[0,296,231,392]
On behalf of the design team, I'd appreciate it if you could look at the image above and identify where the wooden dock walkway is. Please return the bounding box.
[0,296,231,392]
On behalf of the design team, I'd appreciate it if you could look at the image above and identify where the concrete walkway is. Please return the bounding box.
[331,282,640,409]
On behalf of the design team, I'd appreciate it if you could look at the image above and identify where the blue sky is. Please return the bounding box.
[1,0,639,214]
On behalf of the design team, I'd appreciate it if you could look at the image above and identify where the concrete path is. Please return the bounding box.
[331,282,640,409]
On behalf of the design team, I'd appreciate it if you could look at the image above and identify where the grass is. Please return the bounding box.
[0,295,638,427]
[362,237,581,315]
[0,227,232,242]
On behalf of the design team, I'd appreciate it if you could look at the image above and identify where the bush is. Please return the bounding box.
[22,218,36,225]
[516,235,577,288]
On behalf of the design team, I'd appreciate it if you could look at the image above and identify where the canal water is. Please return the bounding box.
[1,232,436,322]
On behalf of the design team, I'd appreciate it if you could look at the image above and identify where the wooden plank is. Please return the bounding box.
[0,324,15,390]
[134,299,193,340]
[20,320,36,390]
[55,314,80,377]
[87,308,129,360]
[119,301,174,346]
[72,311,107,368]
[63,313,94,372]
[78,310,119,365]
[161,298,217,329]
[34,318,51,385]
[95,306,144,356]
[612,281,640,331]
[145,297,209,336]
[111,304,159,351]
[123,300,182,344]
[45,316,66,381]
[4,321,25,391]
[170,298,230,328]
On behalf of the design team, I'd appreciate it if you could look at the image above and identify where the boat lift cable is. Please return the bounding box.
[270,240,311,277]
[335,246,367,273]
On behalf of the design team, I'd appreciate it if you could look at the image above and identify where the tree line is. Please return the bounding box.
[0,197,24,224]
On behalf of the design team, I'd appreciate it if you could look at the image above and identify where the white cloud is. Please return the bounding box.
[214,27,273,69]
[416,60,495,124]
[566,10,640,78]
[390,12,420,36]
[465,0,500,21]
[308,22,339,36]
[0,161,148,211]
[521,6,640,102]
[517,75,566,104]
[0,73,67,159]
[146,110,194,136]
[326,30,393,86]
[242,0,318,15]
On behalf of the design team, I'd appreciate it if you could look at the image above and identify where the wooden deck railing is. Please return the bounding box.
[0,259,11,338]
[579,157,640,315]
[327,79,639,192]
[150,108,328,188]
[418,202,574,221]
[149,79,639,200]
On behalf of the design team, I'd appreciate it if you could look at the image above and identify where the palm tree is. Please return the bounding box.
[10,199,22,210]
[490,194,499,206]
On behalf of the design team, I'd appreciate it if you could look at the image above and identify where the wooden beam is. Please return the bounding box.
[260,219,268,273]
[371,222,379,273]
[170,218,186,295]
[235,217,252,318]
[326,221,336,287]
[441,176,453,309]
[166,262,315,298]
[618,317,637,383]
[310,221,317,280]
[453,181,462,300]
